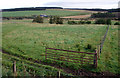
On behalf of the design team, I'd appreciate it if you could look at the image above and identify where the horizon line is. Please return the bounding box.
[1,6,119,10]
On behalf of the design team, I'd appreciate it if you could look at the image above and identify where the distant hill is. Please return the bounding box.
[64,8,120,12]
[2,7,63,12]
[2,7,120,12]
[64,8,108,11]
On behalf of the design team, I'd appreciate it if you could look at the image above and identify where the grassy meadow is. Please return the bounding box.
[2,19,107,59]
[1,10,119,76]
[2,9,90,17]
[2,52,72,76]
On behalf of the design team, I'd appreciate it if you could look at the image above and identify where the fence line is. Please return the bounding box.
[99,25,109,53]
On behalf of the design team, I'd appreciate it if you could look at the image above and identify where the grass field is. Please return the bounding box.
[2,9,91,17]
[2,19,106,58]
[2,52,73,76]
[2,19,119,76]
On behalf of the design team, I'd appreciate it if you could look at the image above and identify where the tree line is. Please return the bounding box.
[33,15,120,25]
[2,7,63,12]
[91,12,116,18]
[68,19,120,25]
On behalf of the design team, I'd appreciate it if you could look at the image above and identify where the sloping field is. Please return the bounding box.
[62,9,99,13]
[48,9,98,13]
[2,9,91,17]
[61,14,91,19]
[2,19,119,76]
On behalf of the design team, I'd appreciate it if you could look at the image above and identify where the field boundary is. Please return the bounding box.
[99,25,109,53]
[1,49,99,76]
[45,47,97,68]
[96,25,109,59]
[1,48,119,76]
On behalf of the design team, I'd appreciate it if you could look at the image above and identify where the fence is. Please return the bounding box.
[99,25,109,54]
[45,47,97,68]
[7,60,62,77]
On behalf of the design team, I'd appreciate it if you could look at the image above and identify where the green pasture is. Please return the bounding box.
[2,53,72,76]
[2,19,119,75]
[2,19,106,59]
[2,9,90,17]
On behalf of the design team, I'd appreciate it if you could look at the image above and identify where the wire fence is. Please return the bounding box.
[99,25,109,54]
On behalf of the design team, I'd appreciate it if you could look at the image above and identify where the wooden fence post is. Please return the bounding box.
[13,61,17,76]
[94,50,97,68]
[22,62,26,76]
[98,45,100,59]
[96,50,97,68]
[57,71,61,78]
[33,71,35,77]
[95,50,97,68]
[45,47,47,60]
[81,56,83,66]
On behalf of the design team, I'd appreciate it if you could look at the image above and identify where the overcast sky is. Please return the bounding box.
[0,0,120,9]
